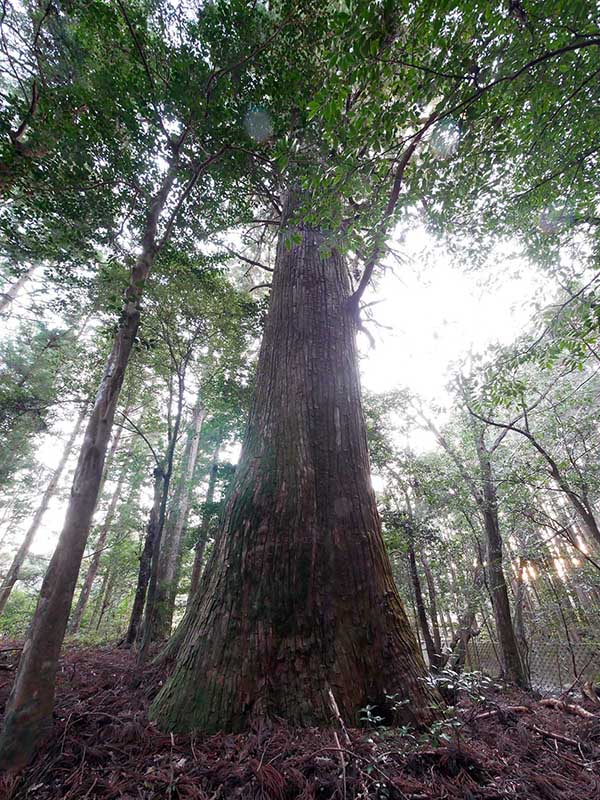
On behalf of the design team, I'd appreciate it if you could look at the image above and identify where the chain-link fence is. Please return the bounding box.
[465,638,600,692]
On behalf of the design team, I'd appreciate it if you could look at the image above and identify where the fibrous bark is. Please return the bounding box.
[151,193,438,734]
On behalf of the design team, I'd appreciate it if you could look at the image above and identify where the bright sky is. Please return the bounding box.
[1,228,553,559]
[360,225,550,402]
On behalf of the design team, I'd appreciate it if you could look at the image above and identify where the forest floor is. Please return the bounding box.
[0,645,599,799]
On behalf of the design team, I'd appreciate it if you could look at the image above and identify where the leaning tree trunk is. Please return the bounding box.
[0,406,86,617]
[512,557,530,678]
[150,194,439,735]
[441,564,483,671]
[446,610,478,671]
[0,167,176,771]
[152,395,206,640]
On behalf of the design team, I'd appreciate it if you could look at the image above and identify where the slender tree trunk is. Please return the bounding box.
[0,406,86,617]
[442,608,455,640]
[0,264,37,314]
[0,167,176,770]
[68,458,128,634]
[447,561,464,621]
[476,434,527,688]
[409,588,423,651]
[407,546,438,670]
[512,557,529,681]
[152,395,206,639]
[138,376,186,662]
[445,610,478,671]
[124,467,165,646]
[188,443,220,599]
[89,565,110,630]
[421,555,442,656]
[151,192,438,734]
[94,566,116,632]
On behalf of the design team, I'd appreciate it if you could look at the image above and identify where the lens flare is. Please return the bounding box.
[243,106,273,142]
[429,119,460,160]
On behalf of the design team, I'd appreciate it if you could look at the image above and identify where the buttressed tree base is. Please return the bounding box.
[150,193,439,733]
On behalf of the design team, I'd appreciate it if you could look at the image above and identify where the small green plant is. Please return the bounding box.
[359,703,385,727]
[422,668,500,704]
[359,693,411,729]
[421,716,463,747]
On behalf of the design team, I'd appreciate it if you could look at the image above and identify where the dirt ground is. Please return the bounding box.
[0,644,598,799]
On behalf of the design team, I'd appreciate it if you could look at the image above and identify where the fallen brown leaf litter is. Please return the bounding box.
[0,645,599,799]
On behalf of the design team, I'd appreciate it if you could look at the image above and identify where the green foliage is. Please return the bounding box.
[422,668,500,705]
[0,589,37,637]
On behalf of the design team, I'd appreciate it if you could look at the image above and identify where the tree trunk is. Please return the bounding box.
[407,546,438,670]
[442,608,455,640]
[421,554,442,656]
[476,433,527,688]
[0,167,176,770]
[124,467,165,646]
[88,564,110,630]
[408,588,423,651]
[446,610,478,671]
[512,558,530,680]
[150,193,438,734]
[152,395,206,639]
[0,264,37,314]
[439,562,483,671]
[94,566,116,632]
[138,374,186,662]
[68,456,128,634]
[188,443,221,599]
[0,406,86,617]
